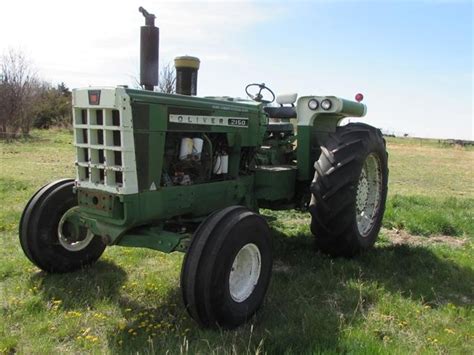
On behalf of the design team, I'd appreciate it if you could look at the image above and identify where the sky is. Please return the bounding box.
[0,0,472,139]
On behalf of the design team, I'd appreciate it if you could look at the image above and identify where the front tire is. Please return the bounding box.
[19,179,106,273]
[181,206,273,329]
[309,123,388,257]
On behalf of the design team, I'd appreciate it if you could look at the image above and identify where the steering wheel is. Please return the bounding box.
[245,83,275,104]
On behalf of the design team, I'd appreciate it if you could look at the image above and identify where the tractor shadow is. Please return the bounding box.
[271,227,474,307]
[29,260,128,310]
[261,227,474,352]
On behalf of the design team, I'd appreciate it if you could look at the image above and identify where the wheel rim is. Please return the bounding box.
[229,243,262,303]
[57,208,95,251]
[355,153,383,237]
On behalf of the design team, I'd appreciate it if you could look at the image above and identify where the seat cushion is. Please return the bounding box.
[264,106,297,119]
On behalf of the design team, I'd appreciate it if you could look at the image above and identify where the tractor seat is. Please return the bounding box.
[267,121,294,133]
[263,92,297,119]
[264,106,296,119]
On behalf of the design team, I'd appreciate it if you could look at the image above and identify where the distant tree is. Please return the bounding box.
[157,63,176,94]
[32,83,72,129]
[0,50,74,137]
[57,82,71,97]
[132,63,176,93]
[0,49,40,139]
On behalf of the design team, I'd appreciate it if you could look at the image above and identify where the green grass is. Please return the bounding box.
[0,131,473,354]
[385,137,474,198]
[384,195,474,237]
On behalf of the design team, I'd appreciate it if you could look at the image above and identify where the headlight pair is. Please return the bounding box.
[308,98,332,111]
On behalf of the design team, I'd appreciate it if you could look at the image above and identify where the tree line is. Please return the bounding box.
[0,50,176,140]
[0,50,72,140]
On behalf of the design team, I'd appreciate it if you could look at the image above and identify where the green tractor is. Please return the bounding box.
[19,8,388,329]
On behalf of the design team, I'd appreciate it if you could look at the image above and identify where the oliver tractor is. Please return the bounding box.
[19,8,388,329]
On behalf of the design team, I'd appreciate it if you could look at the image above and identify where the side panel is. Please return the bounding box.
[76,176,256,243]
[138,176,256,220]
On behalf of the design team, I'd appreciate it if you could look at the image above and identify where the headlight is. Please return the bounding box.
[308,99,319,110]
[321,99,332,110]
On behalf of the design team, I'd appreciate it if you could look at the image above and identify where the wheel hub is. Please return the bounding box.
[58,207,95,252]
[229,243,262,303]
[356,169,369,211]
[355,153,383,237]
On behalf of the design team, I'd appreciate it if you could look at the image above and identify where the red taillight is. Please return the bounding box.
[355,93,364,102]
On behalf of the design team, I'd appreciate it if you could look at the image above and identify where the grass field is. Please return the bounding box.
[1,130,473,354]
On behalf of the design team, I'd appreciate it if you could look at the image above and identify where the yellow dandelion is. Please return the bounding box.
[93,313,106,320]
[66,311,82,318]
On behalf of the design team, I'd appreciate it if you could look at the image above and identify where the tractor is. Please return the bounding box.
[19,7,388,329]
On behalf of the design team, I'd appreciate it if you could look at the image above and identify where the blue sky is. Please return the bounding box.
[1,0,472,139]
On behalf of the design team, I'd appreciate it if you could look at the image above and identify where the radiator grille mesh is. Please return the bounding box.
[72,101,137,194]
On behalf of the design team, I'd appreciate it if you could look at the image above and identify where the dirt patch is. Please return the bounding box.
[382,228,468,248]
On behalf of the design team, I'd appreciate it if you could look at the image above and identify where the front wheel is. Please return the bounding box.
[181,206,273,329]
[309,123,389,257]
[19,179,106,273]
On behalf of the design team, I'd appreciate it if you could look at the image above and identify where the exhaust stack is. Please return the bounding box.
[139,7,159,91]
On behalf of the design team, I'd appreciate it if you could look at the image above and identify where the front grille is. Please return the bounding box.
[72,103,137,194]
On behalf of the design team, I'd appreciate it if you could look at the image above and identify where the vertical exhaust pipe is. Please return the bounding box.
[139,7,159,91]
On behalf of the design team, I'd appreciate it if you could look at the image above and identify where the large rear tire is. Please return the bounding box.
[19,179,106,273]
[181,206,273,329]
[309,123,388,257]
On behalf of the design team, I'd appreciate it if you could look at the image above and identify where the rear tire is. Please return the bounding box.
[19,179,106,273]
[181,206,273,329]
[309,123,388,257]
